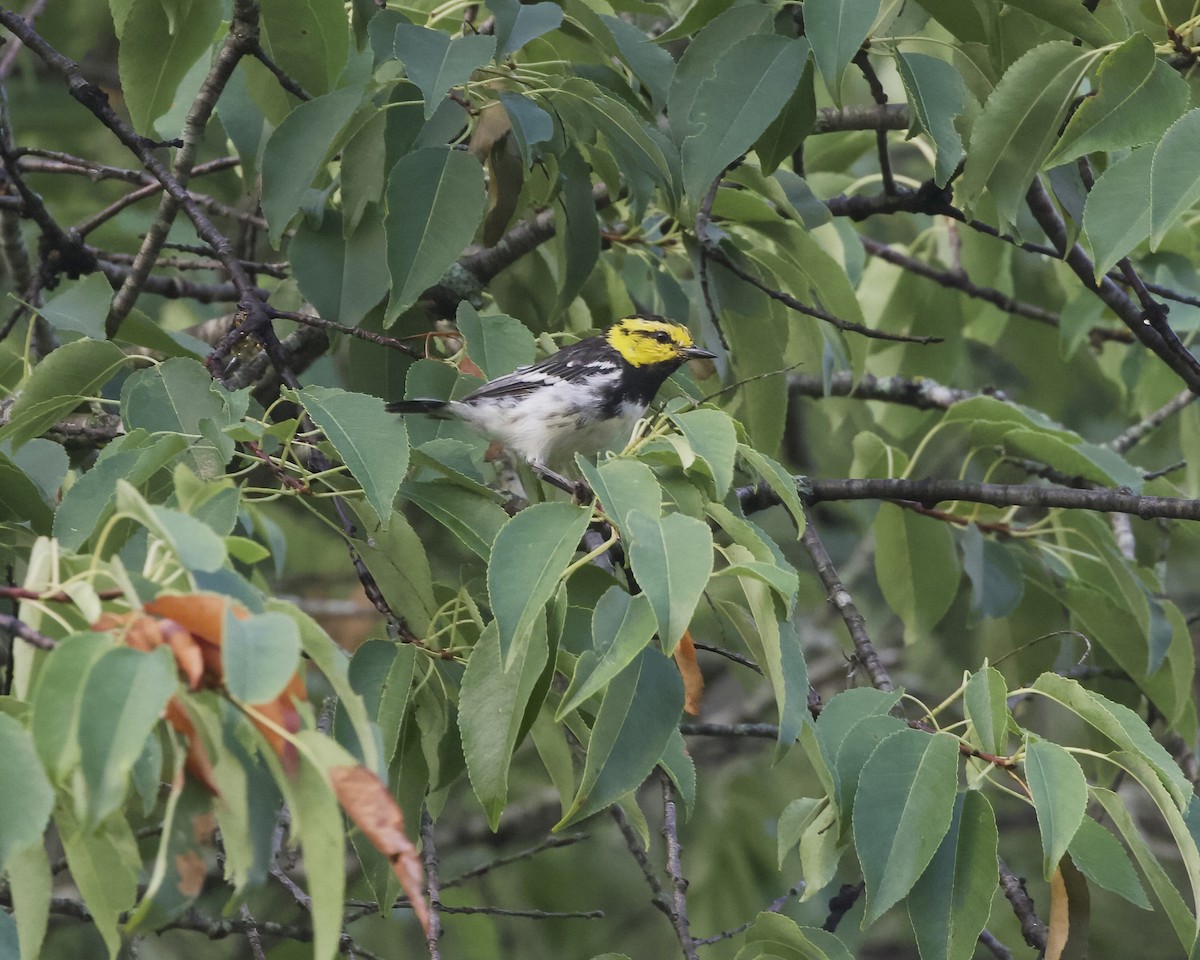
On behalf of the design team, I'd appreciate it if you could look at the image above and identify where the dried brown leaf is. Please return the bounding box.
[674,629,704,716]
[330,764,430,936]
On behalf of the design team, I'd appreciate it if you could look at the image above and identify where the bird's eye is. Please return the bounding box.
[654,331,672,344]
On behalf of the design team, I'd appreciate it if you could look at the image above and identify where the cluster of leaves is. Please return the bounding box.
[2,0,1200,958]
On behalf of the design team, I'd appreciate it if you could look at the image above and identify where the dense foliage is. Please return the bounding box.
[2,0,1200,958]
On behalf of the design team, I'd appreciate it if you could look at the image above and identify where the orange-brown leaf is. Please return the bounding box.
[250,676,306,775]
[145,593,236,646]
[1046,856,1090,960]
[329,764,430,936]
[457,355,486,379]
[164,698,221,796]
[673,630,704,717]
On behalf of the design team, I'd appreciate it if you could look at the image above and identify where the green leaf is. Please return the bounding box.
[1093,789,1195,949]
[291,212,390,327]
[491,0,564,55]
[30,632,112,782]
[125,778,214,931]
[266,600,380,776]
[1044,34,1189,168]
[384,147,486,321]
[804,0,881,104]
[269,733,347,960]
[77,646,176,825]
[394,25,495,119]
[121,357,244,476]
[577,457,661,532]
[555,145,601,311]
[54,806,139,960]
[1150,108,1200,248]
[854,729,960,924]
[667,4,772,143]
[603,15,673,111]
[798,798,844,903]
[1,339,127,448]
[554,79,673,209]
[680,35,809,210]
[1025,737,1088,879]
[909,0,987,43]
[626,510,713,654]
[1068,817,1150,910]
[873,503,959,641]
[961,526,1024,619]
[830,714,907,833]
[454,302,536,379]
[402,479,508,559]
[558,587,658,718]
[958,41,1094,229]
[488,501,591,667]
[260,86,364,244]
[753,57,816,176]
[814,687,903,776]
[294,385,409,527]
[112,480,227,572]
[999,0,1115,48]
[1030,673,1190,807]
[0,714,54,874]
[1064,582,1189,726]
[964,665,1008,756]
[778,796,824,867]
[35,273,113,339]
[1083,145,1153,279]
[557,648,684,828]
[348,503,437,636]
[896,53,968,187]
[737,912,856,960]
[222,610,302,704]
[669,409,737,498]
[907,792,999,960]
[260,0,350,96]
[498,91,555,167]
[6,837,50,960]
[1106,751,1200,944]
[460,618,549,828]
[54,433,189,551]
[0,449,52,534]
[118,0,222,134]
[737,444,806,534]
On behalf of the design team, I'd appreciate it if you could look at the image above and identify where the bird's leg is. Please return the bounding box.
[531,464,594,504]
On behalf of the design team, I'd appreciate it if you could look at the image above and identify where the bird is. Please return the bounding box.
[387,315,715,489]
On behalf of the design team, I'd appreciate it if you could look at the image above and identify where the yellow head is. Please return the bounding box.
[605,316,715,367]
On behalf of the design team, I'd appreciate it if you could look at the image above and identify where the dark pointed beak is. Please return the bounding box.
[681,346,716,360]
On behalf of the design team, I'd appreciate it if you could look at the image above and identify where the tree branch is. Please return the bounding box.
[800,509,894,692]
[789,370,1008,410]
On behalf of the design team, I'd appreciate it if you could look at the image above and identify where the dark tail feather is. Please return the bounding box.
[386,398,451,416]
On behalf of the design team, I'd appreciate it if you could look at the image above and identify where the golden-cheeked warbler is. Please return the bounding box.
[387,316,715,475]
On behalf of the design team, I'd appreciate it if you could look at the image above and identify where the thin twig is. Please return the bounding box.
[822,882,864,932]
[660,778,698,960]
[707,245,943,344]
[860,235,1060,326]
[852,49,894,195]
[800,509,894,692]
[610,804,670,917]
[0,611,56,649]
[692,883,804,945]
[1108,388,1197,454]
[739,476,1200,523]
[421,809,443,960]
[998,858,1048,951]
[441,833,589,889]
